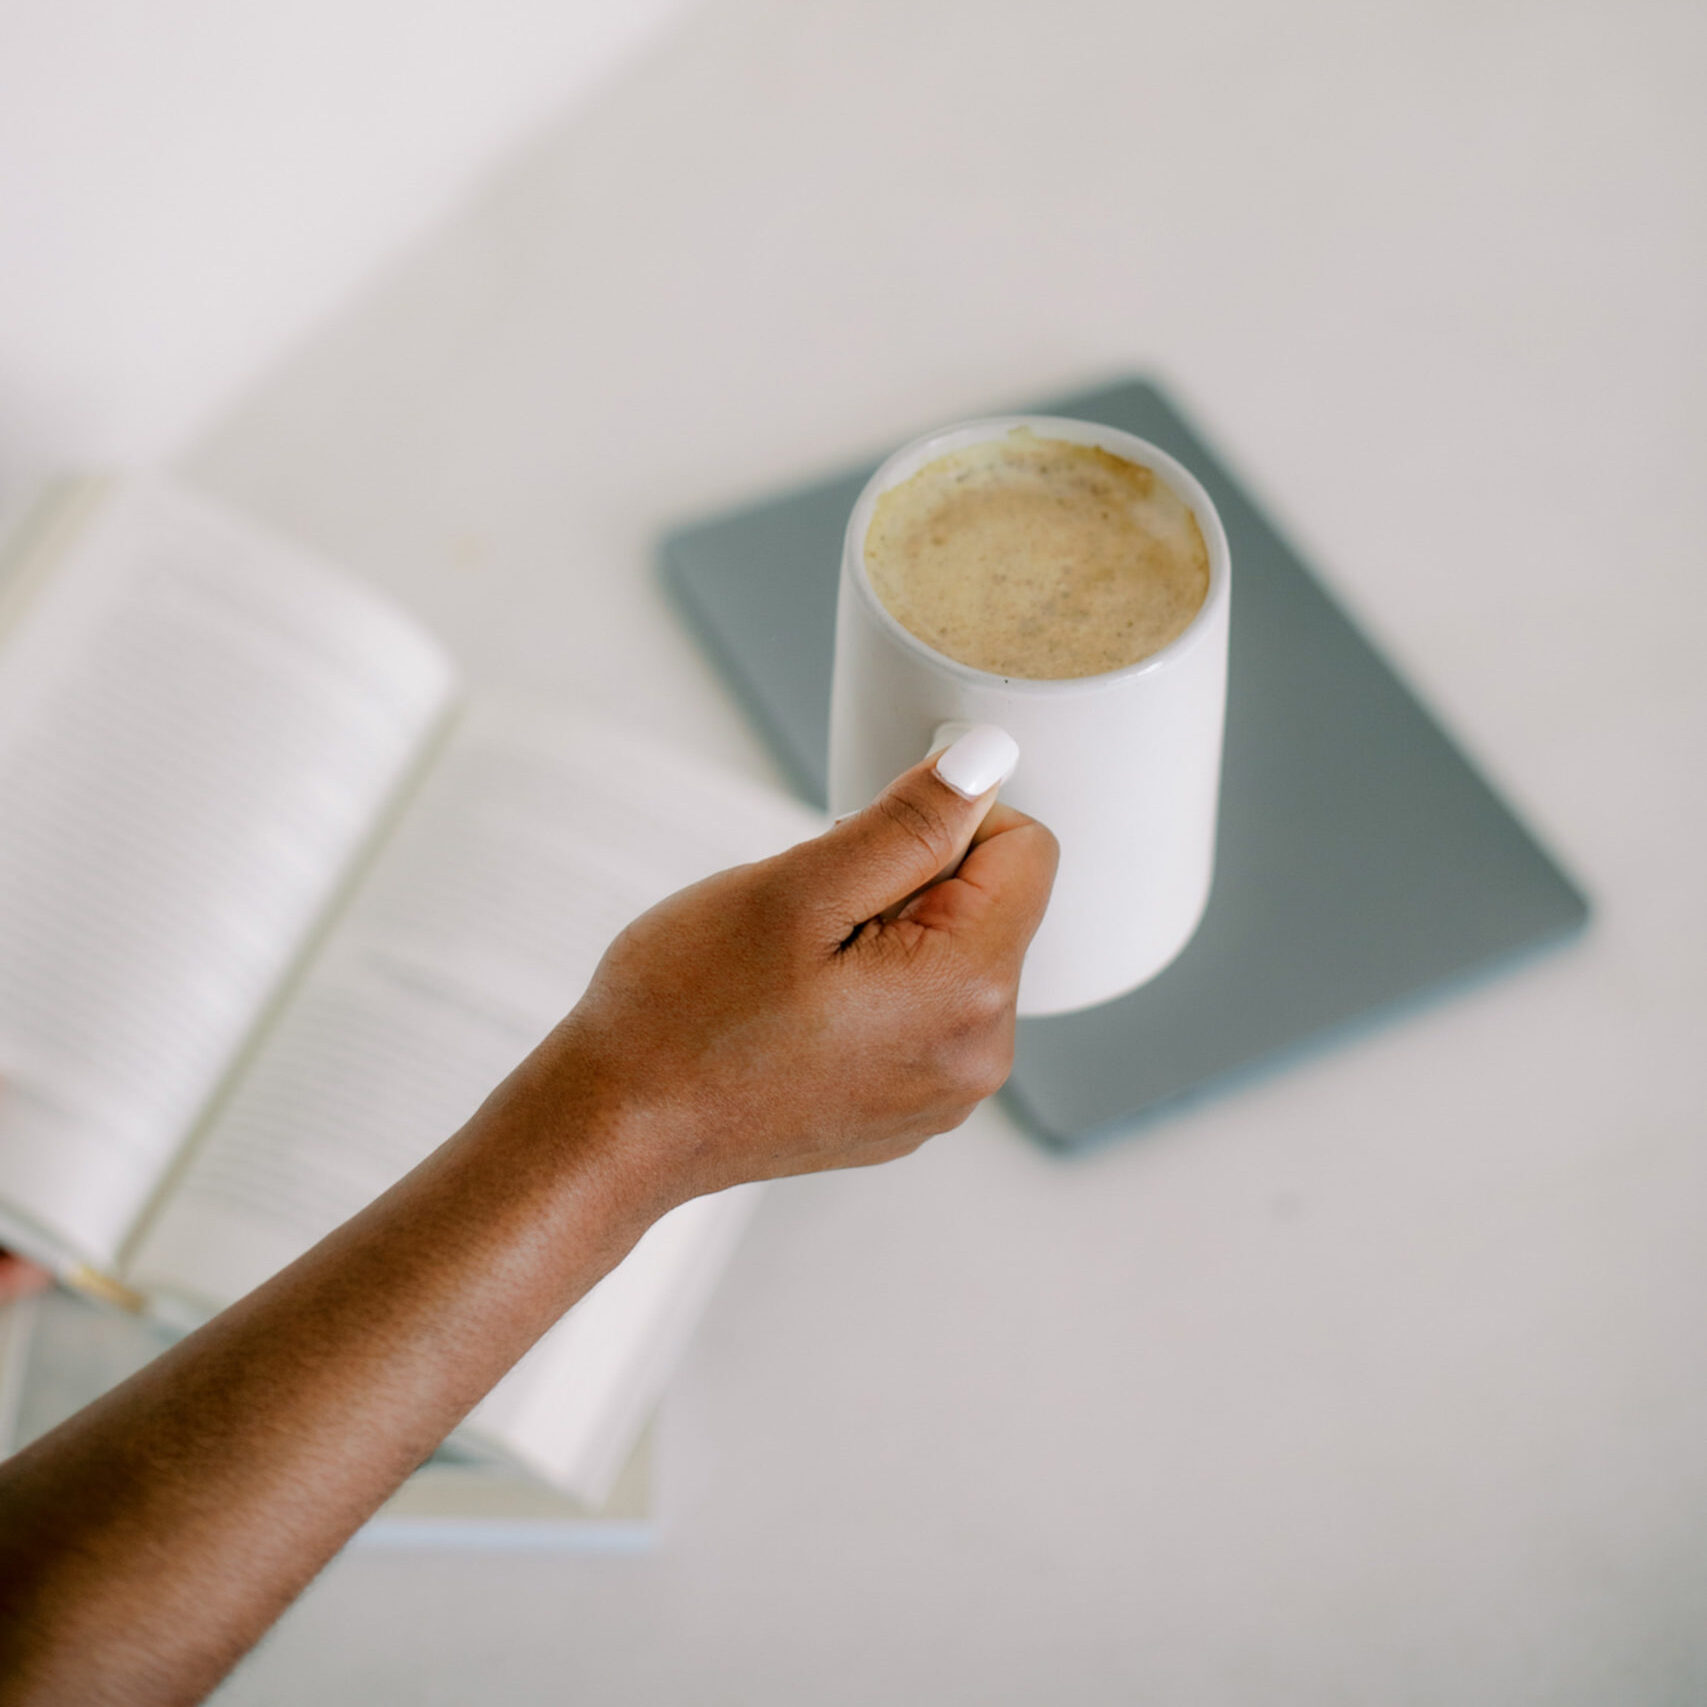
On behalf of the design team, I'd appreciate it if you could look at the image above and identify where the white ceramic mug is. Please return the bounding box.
[827,415,1232,1017]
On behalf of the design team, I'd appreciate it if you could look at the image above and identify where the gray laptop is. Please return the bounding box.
[659,377,1588,1150]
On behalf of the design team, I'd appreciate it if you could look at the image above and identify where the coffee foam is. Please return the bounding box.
[864,430,1209,680]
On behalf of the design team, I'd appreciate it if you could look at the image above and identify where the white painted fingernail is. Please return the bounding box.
[933,724,1019,800]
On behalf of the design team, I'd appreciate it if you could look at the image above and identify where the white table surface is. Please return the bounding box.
[180,1,1707,1700]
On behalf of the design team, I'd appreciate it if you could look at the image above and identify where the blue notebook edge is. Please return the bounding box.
[1005,902,1590,1154]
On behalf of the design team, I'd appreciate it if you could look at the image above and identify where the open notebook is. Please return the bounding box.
[0,476,823,1505]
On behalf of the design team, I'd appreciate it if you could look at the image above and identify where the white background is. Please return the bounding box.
[31,0,1707,1699]
[0,0,691,480]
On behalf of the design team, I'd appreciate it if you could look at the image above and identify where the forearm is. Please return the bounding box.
[0,744,1056,1707]
[0,1048,667,1707]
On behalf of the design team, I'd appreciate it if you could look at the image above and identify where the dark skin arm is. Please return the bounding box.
[0,753,1057,1707]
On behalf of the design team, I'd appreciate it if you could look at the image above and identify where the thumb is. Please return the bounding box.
[808,725,1019,929]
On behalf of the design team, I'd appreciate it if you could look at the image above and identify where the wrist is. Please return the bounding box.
[465,1022,703,1236]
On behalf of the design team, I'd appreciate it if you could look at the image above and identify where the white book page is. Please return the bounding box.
[0,480,457,1271]
[127,701,824,1311]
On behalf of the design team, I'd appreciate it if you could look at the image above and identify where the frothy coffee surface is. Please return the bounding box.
[865,430,1210,680]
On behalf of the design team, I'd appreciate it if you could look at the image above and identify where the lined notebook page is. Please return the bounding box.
[127,702,822,1497]
[129,702,822,1299]
[0,480,456,1270]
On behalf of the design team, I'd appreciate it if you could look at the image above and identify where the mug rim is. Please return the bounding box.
[843,414,1232,695]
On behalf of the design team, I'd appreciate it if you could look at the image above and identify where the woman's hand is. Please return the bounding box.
[509,739,1058,1207]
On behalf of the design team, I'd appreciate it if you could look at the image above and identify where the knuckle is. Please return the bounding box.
[933,1019,1014,1105]
[963,1045,1013,1102]
[875,786,957,868]
[917,967,1017,1100]
[960,971,1014,1028]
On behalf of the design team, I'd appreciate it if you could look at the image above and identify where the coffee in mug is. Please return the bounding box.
[864,429,1210,682]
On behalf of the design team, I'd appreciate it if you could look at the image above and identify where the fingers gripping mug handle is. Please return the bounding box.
[833,723,1019,823]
